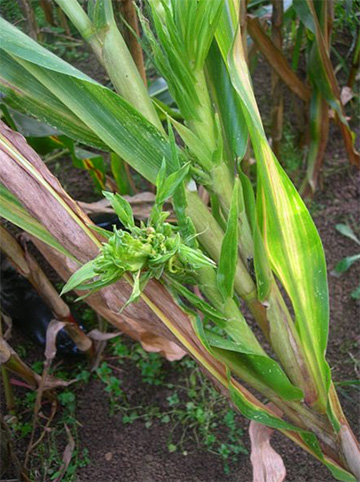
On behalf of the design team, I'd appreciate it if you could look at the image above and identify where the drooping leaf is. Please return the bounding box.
[246,15,311,102]
[0,18,177,185]
[0,50,107,150]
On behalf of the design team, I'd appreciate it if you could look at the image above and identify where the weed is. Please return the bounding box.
[96,361,127,415]
[280,125,304,174]
[8,362,91,481]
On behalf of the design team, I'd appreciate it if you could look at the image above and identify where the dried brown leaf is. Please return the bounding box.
[87,329,121,341]
[247,15,311,102]
[53,425,75,482]
[45,320,66,361]
[79,191,174,221]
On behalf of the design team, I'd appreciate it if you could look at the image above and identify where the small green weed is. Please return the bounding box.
[280,125,303,174]
[333,222,360,299]
[9,362,91,481]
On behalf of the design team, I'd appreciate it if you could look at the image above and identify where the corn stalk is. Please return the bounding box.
[0,1,359,479]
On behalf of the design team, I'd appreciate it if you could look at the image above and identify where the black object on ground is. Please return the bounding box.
[0,258,82,356]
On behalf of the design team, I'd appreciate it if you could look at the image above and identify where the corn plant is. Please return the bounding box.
[246,0,360,195]
[0,1,359,479]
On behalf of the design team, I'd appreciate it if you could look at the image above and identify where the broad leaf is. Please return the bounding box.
[0,18,177,185]
[0,50,107,150]
[217,10,331,409]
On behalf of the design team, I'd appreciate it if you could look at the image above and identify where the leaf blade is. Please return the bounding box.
[217,178,240,299]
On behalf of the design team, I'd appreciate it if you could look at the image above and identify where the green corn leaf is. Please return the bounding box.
[335,224,360,246]
[208,332,303,401]
[193,320,322,464]
[335,254,360,274]
[102,191,135,228]
[190,302,354,482]
[60,260,97,295]
[167,276,227,327]
[156,163,190,205]
[217,178,240,299]
[0,18,177,185]
[217,11,331,408]
[0,50,107,150]
[206,40,248,162]
[0,184,76,261]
